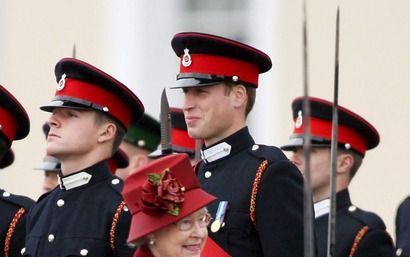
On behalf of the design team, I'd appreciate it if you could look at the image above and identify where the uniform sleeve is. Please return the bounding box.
[113,204,136,257]
[256,159,305,257]
[354,229,395,257]
[396,199,410,256]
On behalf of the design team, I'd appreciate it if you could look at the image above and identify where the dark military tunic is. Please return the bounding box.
[395,196,410,256]
[0,190,34,257]
[315,189,394,257]
[24,160,134,257]
[196,127,304,257]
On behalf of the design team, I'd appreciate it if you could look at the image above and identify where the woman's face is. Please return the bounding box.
[149,208,210,257]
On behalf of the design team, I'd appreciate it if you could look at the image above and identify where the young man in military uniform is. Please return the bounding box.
[115,113,160,180]
[281,96,394,257]
[24,58,145,257]
[170,32,305,257]
[0,85,35,257]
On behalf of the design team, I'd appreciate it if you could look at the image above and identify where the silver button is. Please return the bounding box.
[204,171,212,178]
[80,249,88,256]
[2,191,10,197]
[111,178,120,185]
[102,107,109,112]
[48,234,55,242]
[348,205,357,212]
[56,199,65,207]
[232,75,239,82]
[21,247,26,255]
[396,248,403,256]
[252,145,259,151]
[123,206,129,212]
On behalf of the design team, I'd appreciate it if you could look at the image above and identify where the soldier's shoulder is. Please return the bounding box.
[247,144,288,163]
[0,189,35,210]
[343,205,387,230]
[397,196,410,214]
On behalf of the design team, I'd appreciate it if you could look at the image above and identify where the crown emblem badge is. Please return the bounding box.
[295,110,303,128]
[182,48,192,67]
[57,74,66,91]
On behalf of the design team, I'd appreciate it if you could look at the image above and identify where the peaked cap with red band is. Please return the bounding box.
[171,32,272,88]
[149,108,196,159]
[0,85,30,146]
[281,96,380,156]
[122,153,216,243]
[40,58,144,129]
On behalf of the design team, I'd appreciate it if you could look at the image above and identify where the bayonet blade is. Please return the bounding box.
[160,88,172,155]
[327,7,340,257]
[302,1,314,257]
[72,43,76,58]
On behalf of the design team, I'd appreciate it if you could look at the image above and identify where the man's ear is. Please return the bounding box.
[337,153,354,175]
[97,123,117,143]
[232,84,247,109]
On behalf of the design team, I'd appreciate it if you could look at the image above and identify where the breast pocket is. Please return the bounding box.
[224,210,258,254]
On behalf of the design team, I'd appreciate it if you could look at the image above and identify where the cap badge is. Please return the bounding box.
[182,48,192,67]
[57,73,66,91]
[295,110,303,128]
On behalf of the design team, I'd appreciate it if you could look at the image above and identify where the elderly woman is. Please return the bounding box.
[122,153,218,257]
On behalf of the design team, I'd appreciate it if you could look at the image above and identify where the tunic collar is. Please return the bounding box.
[201,127,254,164]
[313,189,353,219]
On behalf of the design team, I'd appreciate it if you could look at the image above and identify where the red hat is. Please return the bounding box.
[281,96,380,156]
[149,108,196,158]
[0,85,30,146]
[171,32,272,88]
[108,149,129,174]
[40,58,144,129]
[122,153,216,243]
[0,149,14,169]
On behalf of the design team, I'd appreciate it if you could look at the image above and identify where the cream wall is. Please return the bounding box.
[0,0,409,239]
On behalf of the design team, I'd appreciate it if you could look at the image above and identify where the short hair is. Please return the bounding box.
[337,148,363,180]
[223,82,256,117]
[94,112,126,154]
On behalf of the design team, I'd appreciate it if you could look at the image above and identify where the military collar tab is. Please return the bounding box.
[314,198,330,219]
[201,142,231,164]
[59,171,93,190]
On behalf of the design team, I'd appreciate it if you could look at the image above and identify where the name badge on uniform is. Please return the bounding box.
[211,201,229,233]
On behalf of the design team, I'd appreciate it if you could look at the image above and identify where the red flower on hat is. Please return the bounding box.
[140,169,185,216]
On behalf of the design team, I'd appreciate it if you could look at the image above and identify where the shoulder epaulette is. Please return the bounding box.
[1,191,35,210]
[248,144,288,163]
[348,207,386,230]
